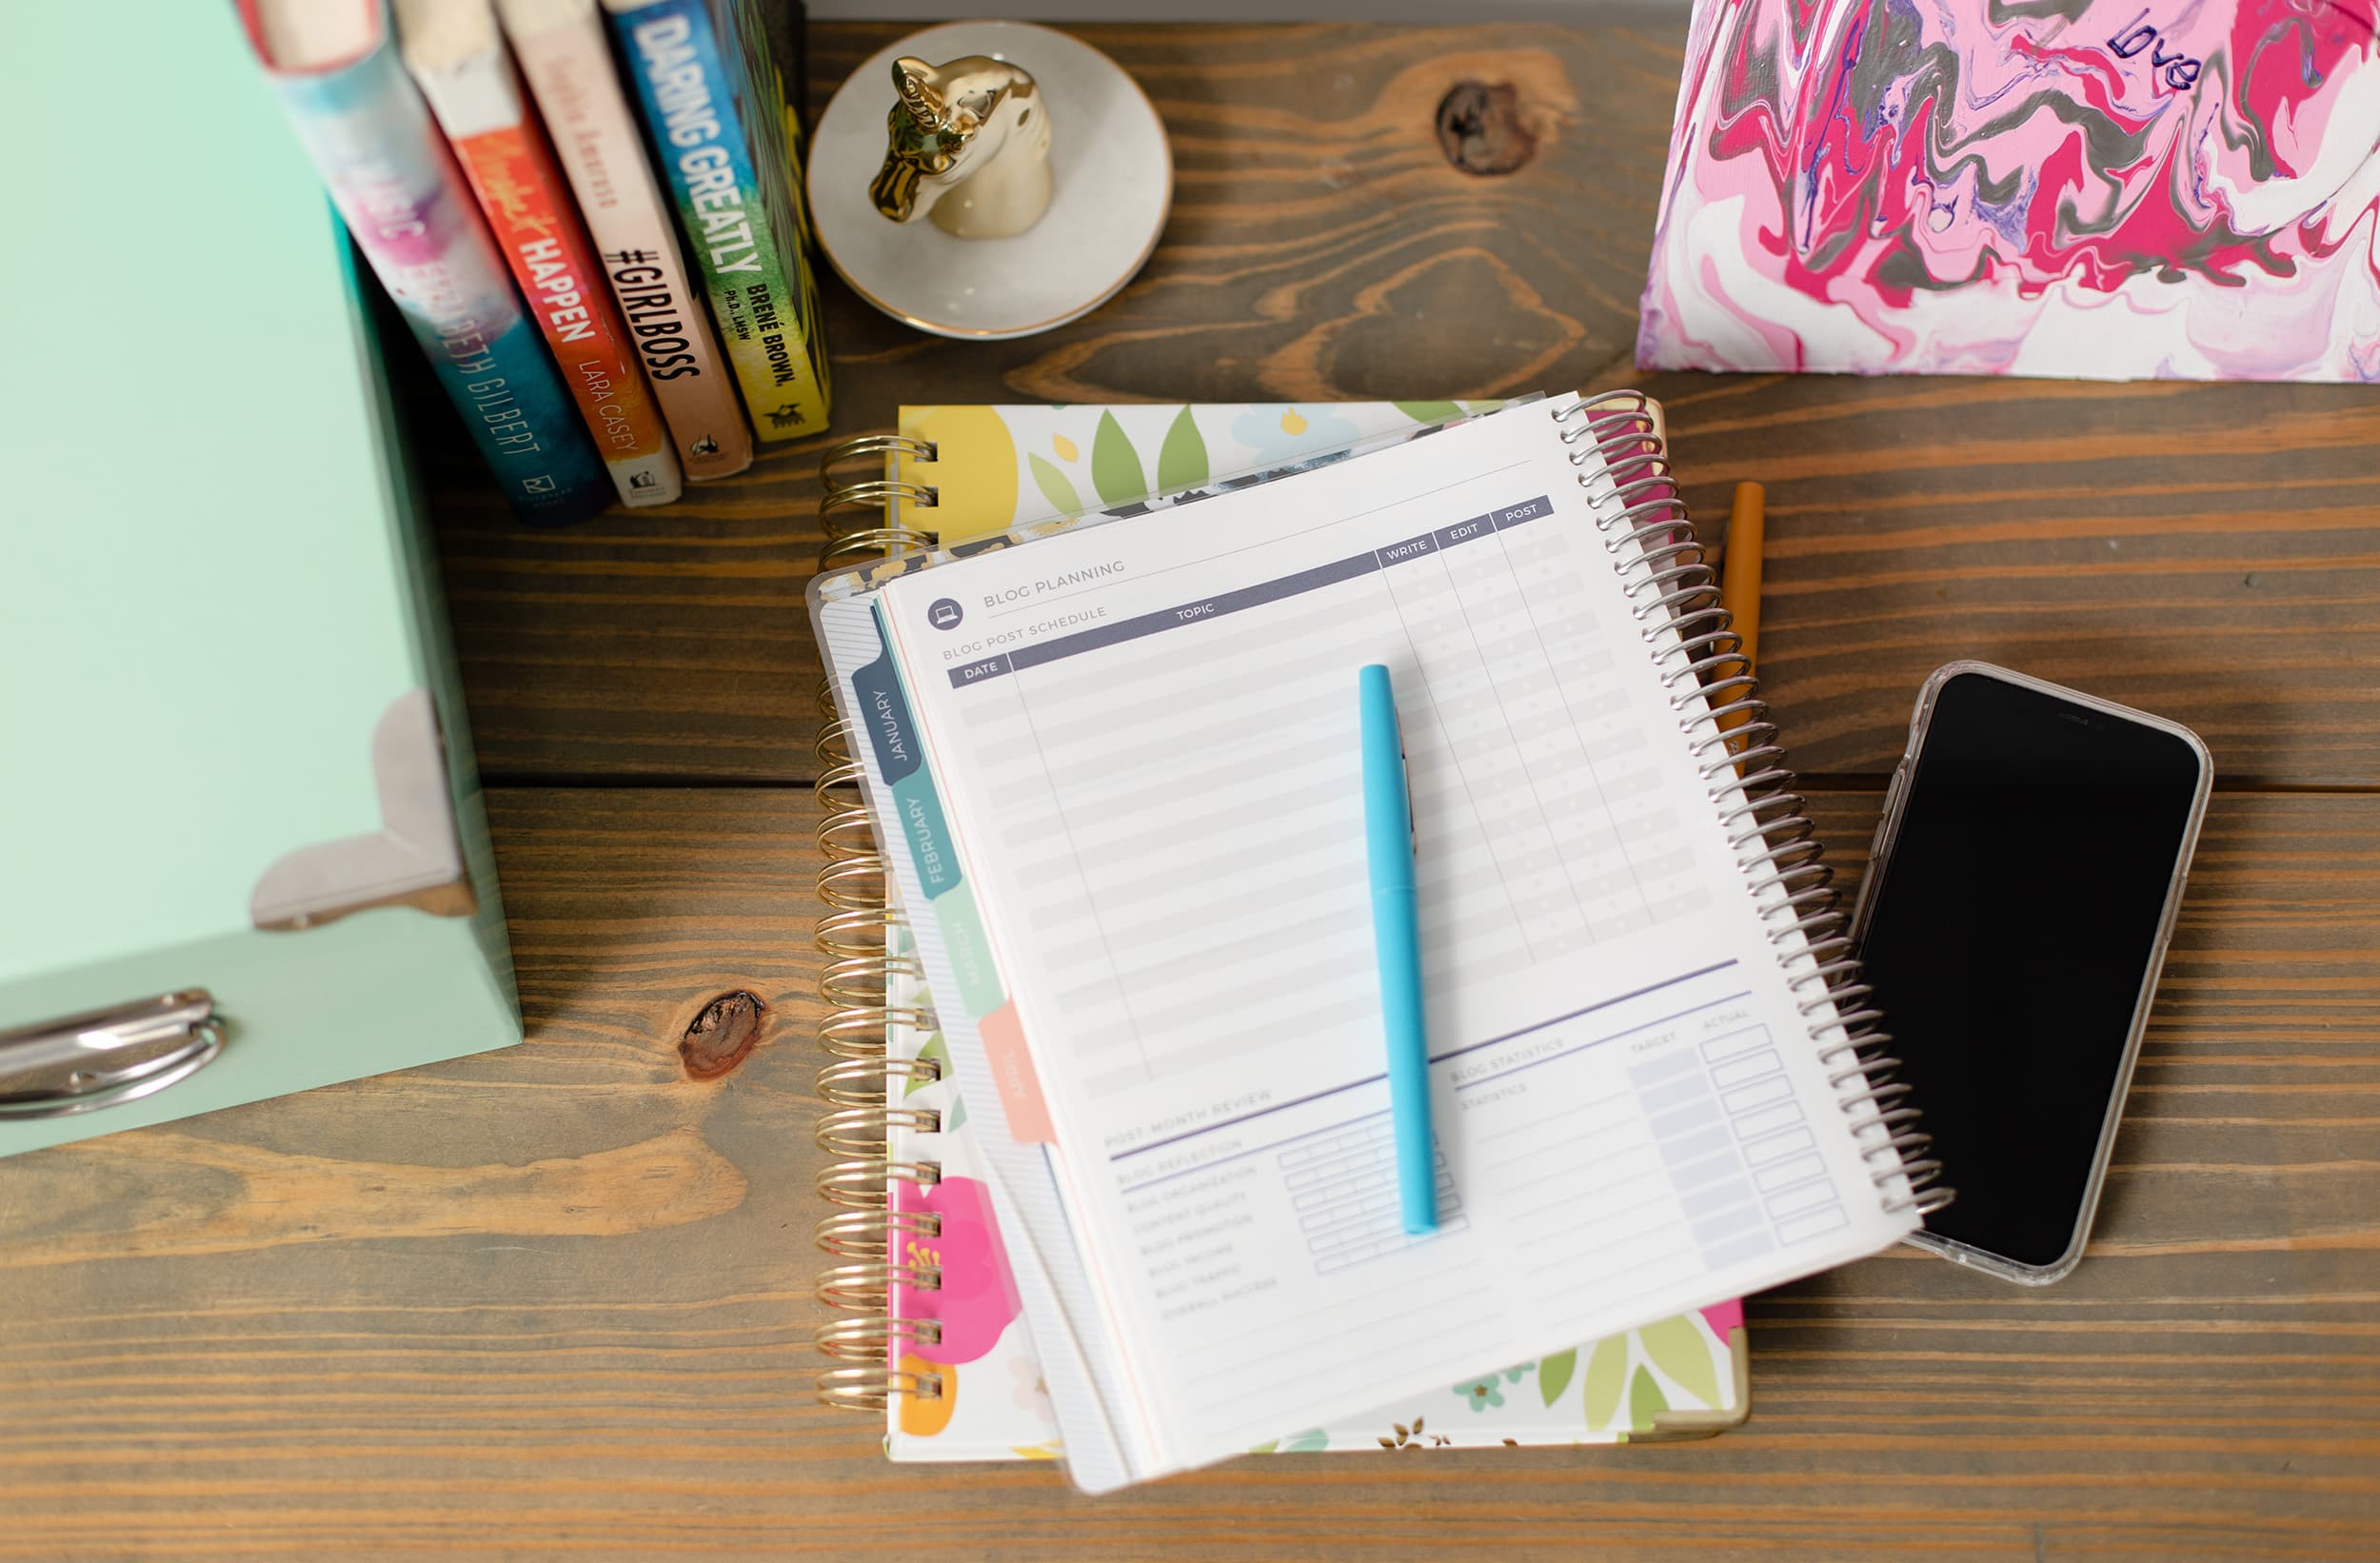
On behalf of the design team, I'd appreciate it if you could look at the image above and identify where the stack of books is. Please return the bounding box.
[240,0,831,524]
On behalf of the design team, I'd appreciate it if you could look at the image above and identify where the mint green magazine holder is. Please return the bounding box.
[0,2,522,1156]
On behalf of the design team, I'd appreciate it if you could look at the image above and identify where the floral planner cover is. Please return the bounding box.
[1637,0,2380,382]
[862,402,1749,1462]
[885,401,1502,544]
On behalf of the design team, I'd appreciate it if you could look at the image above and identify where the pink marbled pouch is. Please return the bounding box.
[1639,0,2380,381]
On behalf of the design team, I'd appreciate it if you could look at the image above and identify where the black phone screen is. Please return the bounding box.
[1855,672,2204,1271]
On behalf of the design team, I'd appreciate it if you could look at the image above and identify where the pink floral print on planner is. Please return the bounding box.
[890,1174,1023,1365]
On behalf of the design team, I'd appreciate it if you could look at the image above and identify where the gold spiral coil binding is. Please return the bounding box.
[818,1205,942,1256]
[817,856,887,912]
[1555,392,1952,1218]
[815,1054,942,1105]
[815,905,902,961]
[823,529,935,571]
[815,810,881,862]
[813,1314,942,1362]
[818,1363,942,1413]
[818,1259,941,1314]
[821,482,939,524]
[817,1006,928,1058]
[811,427,951,1412]
[821,955,920,1009]
[817,1157,942,1210]
[819,435,940,555]
[819,432,938,474]
[816,1105,940,1157]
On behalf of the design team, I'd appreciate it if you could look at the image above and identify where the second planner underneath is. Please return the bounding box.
[811,393,1941,1490]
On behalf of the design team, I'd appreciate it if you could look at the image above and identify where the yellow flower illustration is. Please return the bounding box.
[903,406,1018,541]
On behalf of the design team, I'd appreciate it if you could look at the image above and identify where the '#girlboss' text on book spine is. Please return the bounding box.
[499,0,754,479]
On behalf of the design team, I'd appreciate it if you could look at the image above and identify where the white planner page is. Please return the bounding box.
[873,401,1917,1474]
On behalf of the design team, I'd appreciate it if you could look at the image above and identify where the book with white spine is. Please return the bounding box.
[493,0,753,480]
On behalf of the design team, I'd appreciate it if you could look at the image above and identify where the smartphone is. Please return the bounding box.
[1851,663,2211,1285]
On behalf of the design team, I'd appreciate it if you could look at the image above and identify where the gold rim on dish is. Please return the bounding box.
[807,21,1174,341]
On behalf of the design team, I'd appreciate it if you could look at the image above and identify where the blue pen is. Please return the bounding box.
[1359,663,1438,1236]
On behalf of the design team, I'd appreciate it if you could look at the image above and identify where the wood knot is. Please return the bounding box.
[680,991,767,1080]
[1436,82,1536,176]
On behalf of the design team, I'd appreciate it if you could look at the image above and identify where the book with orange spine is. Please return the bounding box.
[396,0,681,505]
[492,0,753,480]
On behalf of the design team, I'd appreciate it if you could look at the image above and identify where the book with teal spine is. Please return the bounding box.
[605,0,832,442]
[240,0,612,525]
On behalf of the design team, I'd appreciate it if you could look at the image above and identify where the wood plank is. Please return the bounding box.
[1,786,2372,1557]
[1656,377,2380,785]
[423,18,2380,787]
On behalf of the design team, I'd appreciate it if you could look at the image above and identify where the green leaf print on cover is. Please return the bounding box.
[1091,409,1146,505]
[1627,1365,1670,1429]
[1638,1315,1720,1408]
[1028,452,1081,517]
[1581,1335,1628,1431]
[1156,406,1209,492]
[1537,1348,1577,1407]
[904,1034,949,1096]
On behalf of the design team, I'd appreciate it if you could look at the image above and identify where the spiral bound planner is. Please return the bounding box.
[809,391,1947,1491]
[809,402,1760,1461]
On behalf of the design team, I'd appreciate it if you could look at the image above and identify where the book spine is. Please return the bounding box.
[406,25,684,506]
[752,0,807,147]
[499,0,753,480]
[728,0,831,426]
[606,0,830,443]
[245,13,613,524]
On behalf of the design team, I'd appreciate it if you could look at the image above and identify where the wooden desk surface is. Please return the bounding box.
[5,16,2376,1560]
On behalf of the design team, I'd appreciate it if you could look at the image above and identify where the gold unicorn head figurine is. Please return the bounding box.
[869,54,1053,240]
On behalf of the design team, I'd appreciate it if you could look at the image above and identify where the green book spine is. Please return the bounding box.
[735,0,830,421]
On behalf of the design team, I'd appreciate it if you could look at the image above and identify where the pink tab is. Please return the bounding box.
[890,1176,1021,1365]
[979,999,1054,1143]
